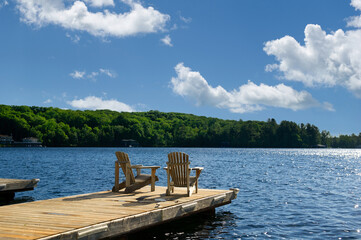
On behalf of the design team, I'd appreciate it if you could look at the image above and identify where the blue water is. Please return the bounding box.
[1,148,361,239]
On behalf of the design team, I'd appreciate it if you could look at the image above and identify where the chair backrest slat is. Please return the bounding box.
[115,151,135,184]
[167,152,190,187]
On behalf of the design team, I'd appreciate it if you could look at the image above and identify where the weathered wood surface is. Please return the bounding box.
[0,178,39,192]
[0,186,238,240]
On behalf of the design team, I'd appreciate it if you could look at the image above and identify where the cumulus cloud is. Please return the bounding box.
[348,0,361,27]
[15,0,170,38]
[70,70,86,79]
[84,0,114,8]
[264,1,361,98]
[68,96,135,112]
[161,35,173,47]
[171,63,329,113]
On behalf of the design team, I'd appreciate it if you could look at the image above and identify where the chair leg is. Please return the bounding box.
[166,185,174,196]
[187,187,192,197]
[166,167,171,195]
[186,168,191,197]
[114,161,119,192]
[195,169,201,194]
[151,168,156,192]
[125,166,131,187]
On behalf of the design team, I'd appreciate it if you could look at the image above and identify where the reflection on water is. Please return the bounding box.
[121,210,239,240]
[1,148,361,239]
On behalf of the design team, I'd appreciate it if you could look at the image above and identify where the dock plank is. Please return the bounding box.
[1,186,238,240]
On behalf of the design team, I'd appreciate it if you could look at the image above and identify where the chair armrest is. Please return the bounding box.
[131,165,160,170]
[130,164,142,168]
[191,167,204,171]
[163,167,168,170]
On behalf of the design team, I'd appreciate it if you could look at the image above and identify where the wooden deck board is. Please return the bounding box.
[0,222,70,232]
[0,186,238,240]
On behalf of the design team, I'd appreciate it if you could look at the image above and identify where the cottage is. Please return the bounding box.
[0,135,14,145]
[19,137,42,147]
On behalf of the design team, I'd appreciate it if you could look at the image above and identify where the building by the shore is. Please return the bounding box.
[0,135,14,146]
[0,135,42,147]
[120,139,140,147]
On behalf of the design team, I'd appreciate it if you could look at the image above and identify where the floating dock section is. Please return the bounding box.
[0,178,39,200]
[0,186,238,240]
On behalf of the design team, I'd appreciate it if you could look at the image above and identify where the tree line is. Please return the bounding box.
[0,104,360,148]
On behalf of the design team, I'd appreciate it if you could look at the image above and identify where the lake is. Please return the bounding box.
[1,148,361,239]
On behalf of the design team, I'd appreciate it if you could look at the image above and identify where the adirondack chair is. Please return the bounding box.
[113,152,160,193]
[165,152,204,197]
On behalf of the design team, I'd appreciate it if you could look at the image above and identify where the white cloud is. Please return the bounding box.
[0,0,8,8]
[70,70,86,79]
[264,1,361,98]
[351,0,361,11]
[66,33,80,43]
[84,0,114,8]
[43,99,52,104]
[348,0,361,28]
[70,68,115,80]
[180,15,191,24]
[16,0,170,38]
[161,35,173,47]
[99,68,115,77]
[87,71,99,81]
[171,63,329,113]
[68,96,135,112]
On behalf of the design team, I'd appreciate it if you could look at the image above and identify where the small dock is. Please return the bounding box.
[0,186,238,240]
[0,178,39,200]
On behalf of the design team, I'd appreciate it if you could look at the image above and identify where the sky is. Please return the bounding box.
[0,0,361,136]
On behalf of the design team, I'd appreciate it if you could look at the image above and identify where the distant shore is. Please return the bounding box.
[1,104,360,148]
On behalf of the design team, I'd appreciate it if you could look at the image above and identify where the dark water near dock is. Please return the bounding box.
[1,148,361,239]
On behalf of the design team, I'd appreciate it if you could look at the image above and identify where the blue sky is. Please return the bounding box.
[0,0,360,136]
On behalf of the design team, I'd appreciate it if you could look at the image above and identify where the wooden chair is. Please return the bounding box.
[165,152,203,197]
[113,152,160,193]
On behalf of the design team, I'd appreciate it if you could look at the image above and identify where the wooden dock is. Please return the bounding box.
[0,178,40,200]
[0,186,238,240]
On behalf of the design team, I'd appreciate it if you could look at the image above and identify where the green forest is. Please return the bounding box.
[0,104,360,148]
